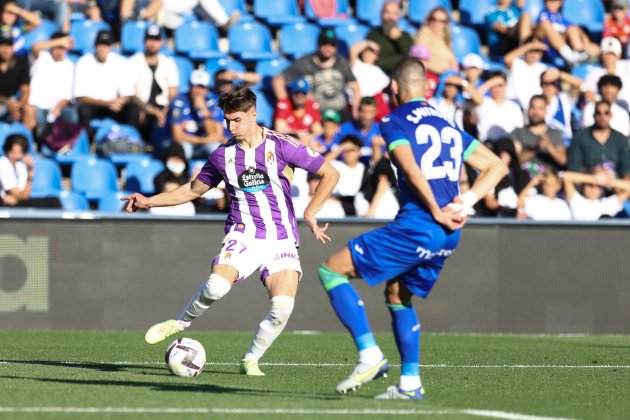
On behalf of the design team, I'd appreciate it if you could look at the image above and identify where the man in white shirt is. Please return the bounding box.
[582,37,630,108]
[505,37,548,109]
[476,71,524,142]
[325,134,366,215]
[74,30,135,140]
[581,74,630,137]
[128,23,179,141]
[28,31,76,139]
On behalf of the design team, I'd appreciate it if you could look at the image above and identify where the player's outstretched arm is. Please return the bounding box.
[303,162,340,244]
[121,178,211,212]
[458,143,509,213]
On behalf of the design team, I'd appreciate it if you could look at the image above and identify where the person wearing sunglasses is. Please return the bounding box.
[414,6,458,75]
[581,74,629,137]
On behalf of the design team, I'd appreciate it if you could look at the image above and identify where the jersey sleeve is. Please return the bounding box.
[461,129,481,161]
[196,156,222,188]
[380,115,411,152]
[280,138,325,173]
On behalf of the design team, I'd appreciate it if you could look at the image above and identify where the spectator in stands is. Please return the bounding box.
[293,171,345,218]
[74,30,136,138]
[28,32,76,140]
[1,0,41,54]
[305,0,349,20]
[120,0,162,21]
[460,53,486,92]
[476,71,524,142]
[149,173,196,216]
[20,0,67,31]
[170,69,224,159]
[159,0,238,31]
[153,143,189,199]
[505,36,548,109]
[517,168,571,220]
[582,37,630,107]
[355,158,399,219]
[325,134,366,216]
[485,0,532,58]
[366,0,413,75]
[67,0,102,23]
[213,68,261,90]
[273,28,360,120]
[512,94,566,171]
[414,6,458,75]
[482,138,530,217]
[0,28,35,130]
[569,100,630,179]
[603,0,630,56]
[274,77,322,144]
[0,134,60,208]
[534,0,598,65]
[581,75,629,137]
[349,40,390,120]
[128,23,179,141]
[311,108,340,154]
[562,168,629,220]
[539,68,579,141]
[429,76,465,128]
[335,96,381,159]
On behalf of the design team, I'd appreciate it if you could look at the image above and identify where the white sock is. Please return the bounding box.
[178,274,232,322]
[359,346,384,365]
[399,375,422,391]
[244,295,295,361]
[177,320,191,329]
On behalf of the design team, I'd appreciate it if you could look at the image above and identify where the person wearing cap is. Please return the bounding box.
[460,53,486,93]
[604,0,630,55]
[349,39,390,121]
[581,74,630,137]
[169,69,225,159]
[274,77,322,144]
[0,0,41,55]
[27,31,77,139]
[128,23,179,141]
[485,0,532,58]
[365,0,413,75]
[0,27,35,130]
[311,109,341,154]
[504,36,548,109]
[273,28,360,120]
[74,30,136,139]
[582,37,630,106]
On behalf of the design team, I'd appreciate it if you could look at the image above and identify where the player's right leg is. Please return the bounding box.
[144,264,237,344]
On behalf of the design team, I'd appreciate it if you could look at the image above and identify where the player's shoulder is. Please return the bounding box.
[265,129,302,149]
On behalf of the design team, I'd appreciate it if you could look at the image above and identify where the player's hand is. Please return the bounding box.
[304,211,331,244]
[434,203,467,231]
[120,193,150,212]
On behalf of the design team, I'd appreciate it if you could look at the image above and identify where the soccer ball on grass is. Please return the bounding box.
[165,337,206,377]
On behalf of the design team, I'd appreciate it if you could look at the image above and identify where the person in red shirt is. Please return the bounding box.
[604,0,630,55]
[274,77,323,144]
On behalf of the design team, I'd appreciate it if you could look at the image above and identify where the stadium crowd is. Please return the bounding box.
[0,0,629,220]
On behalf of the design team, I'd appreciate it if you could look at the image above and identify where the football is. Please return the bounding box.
[165,338,206,377]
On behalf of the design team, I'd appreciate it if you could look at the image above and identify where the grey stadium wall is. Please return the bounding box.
[1,213,629,334]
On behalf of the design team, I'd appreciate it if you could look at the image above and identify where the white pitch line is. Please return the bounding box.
[0,407,578,420]
[1,360,628,369]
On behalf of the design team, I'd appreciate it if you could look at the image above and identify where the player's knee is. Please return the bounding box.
[269,295,294,326]
[203,273,232,301]
[318,264,349,291]
[384,281,411,305]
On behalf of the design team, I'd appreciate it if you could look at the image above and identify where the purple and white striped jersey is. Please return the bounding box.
[196,128,325,244]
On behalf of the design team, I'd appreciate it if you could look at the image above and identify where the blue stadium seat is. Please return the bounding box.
[69,19,110,54]
[53,129,90,165]
[31,156,63,198]
[98,191,127,212]
[563,0,605,38]
[356,0,387,26]
[304,0,351,26]
[22,19,58,51]
[124,158,164,195]
[174,56,194,94]
[524,0,545,20]
[408,0,452,24]
[121,20,167,55]
[58,190,89,210]
[571,63,600,80]
[218,0,254,21]
[279,22,320,58]
[398,18,418,37]
[451,24,482,61]
[254,90,274,127]
[459,0,495,29]
[174,20,225,60]
[71,156,118,200]
[335,23,370,53]
[0,122,36,154]
[228,21,278,61]
[256,57,290,91]
[205,57,247,86]
[253,0,304,26]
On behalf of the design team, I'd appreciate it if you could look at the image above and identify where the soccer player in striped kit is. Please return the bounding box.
[122,87,339,376]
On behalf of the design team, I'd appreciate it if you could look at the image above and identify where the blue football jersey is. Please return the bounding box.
[380,99,480,211]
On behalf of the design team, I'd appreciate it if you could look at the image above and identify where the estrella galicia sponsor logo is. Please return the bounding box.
[238,167,270,193]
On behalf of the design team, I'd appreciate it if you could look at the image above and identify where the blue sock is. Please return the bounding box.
[318,264,376,352]
[388,303,420,378]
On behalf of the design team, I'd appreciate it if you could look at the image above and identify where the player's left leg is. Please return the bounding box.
[240,269,299,376]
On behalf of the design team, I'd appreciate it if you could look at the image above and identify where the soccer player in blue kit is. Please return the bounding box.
[318,58,508,400]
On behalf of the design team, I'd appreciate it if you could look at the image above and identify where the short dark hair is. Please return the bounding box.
[3,134,29,155]
[359,96,376,108]
[338,134,363,149]
[218,87,257,113]
[597,74,623,91]
[529,94,548,106]
[392,58,426,89]
[595,99,612,112]
[488,70,507,82]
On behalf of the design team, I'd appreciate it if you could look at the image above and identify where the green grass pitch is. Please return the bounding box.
[1,330,629,420]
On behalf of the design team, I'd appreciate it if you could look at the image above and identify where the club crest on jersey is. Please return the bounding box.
[238,167,270,193]
[266,151,275,164]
